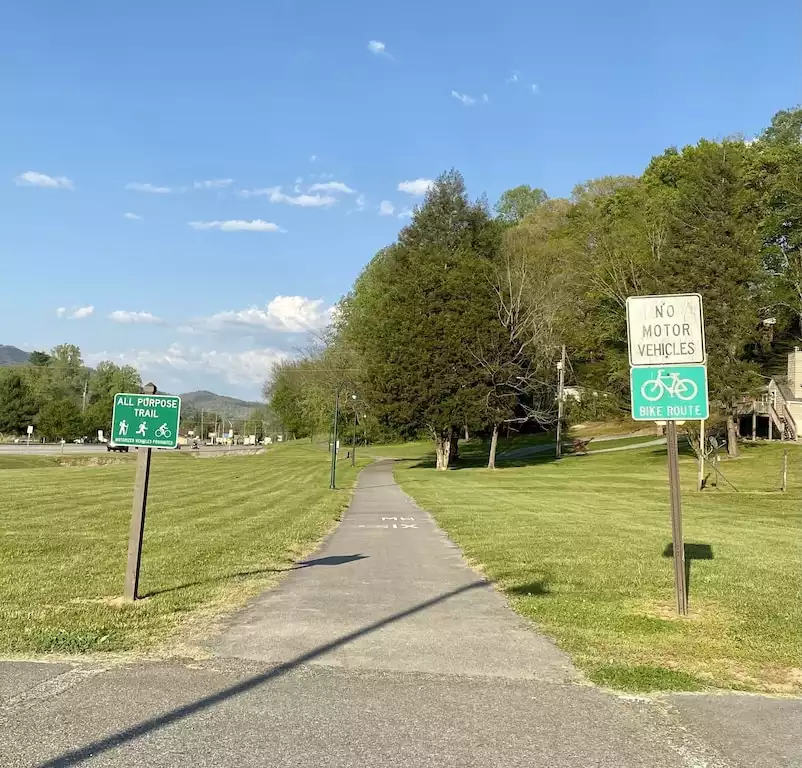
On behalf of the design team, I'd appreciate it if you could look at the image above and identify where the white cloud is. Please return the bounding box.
[451,91,476,106]
[14,171,74,190]
[194,179,233,190]
[348,194,367,214]
[482,93,489,103]
[308,181,356,194]
[367,40,390,56]
[397,208,414,220]
[309,154,319,163]
[57,305,94,319]
[202,296,334,334]
[69,306,94,320]
[123,212,142,220]
[188,219,285,232]
[398,178,434,196]
[505,71,520,83]
[109,310,165,325]
[378,200,395,216]
[531,83,539,94]
[240,186,337,207]
[125,182,175,194]
[86,344,288,387]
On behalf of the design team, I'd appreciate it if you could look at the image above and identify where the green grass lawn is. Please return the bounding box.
[395,441,802,693]
[584,435,663,451]
[0,444,363,657]
[362,431,658,464]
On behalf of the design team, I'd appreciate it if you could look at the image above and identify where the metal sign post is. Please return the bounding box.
[119,383,180,601]
[124,441,152,601]
[26,425,33,450]
[626,293,707,617]
[665,421,688,615]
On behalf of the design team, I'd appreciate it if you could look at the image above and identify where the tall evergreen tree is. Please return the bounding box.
[343,170,503,468]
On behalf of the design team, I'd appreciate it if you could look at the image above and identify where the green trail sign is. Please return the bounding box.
[630,365,709,421]
[111,393,182,449]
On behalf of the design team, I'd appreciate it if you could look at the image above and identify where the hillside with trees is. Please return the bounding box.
[0,348,272,442]
[0,345,29,366]
[0,346,141,441]
[266,106,802,463]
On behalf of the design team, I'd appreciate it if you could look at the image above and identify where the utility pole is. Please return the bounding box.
[201,409,204,444]
[555,345,566,459]
[330,389,340,489]
[82,379,88,413]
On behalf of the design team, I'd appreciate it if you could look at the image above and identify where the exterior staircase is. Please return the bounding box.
[765,385,798,441]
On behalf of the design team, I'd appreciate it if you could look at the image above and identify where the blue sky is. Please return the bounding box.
[2,0,799,399]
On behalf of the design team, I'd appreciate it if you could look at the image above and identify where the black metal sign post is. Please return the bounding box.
[123,382,158,601]
[665,420,688,615]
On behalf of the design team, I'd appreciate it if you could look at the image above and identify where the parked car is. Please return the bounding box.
[107,441,129,453]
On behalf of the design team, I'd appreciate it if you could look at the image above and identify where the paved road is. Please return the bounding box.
[1,461,799,767]
[0,443,257,456]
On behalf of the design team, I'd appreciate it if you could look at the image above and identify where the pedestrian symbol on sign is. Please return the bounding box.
[136,422,148,436]
[118,420,129,436]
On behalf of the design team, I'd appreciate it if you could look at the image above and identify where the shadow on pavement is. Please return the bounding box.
[37,580,488,768]
[142,554,368,598]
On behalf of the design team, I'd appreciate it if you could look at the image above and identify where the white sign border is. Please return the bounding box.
[111,392,182,449]
[626,292,706,367]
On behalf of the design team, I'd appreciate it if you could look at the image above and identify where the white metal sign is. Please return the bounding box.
[26,425,34,435]
[626,293,705,366]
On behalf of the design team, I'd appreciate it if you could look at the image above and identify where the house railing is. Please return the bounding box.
[769,387,797,441]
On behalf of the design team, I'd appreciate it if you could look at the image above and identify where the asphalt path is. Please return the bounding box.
[0,461,799,767]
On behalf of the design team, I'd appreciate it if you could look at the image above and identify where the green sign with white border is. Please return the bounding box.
[111,393,182,448]
[630,365,709,421]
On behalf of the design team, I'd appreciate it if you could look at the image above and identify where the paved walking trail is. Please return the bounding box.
[1,461,799,767]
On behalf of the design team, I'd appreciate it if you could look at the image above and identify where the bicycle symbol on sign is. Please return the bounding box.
[155,424,172,439]
[640,369,698,402]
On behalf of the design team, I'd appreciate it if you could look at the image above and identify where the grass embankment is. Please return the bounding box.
[395,441,801,693]
[0,444,364,656]
[361,431,658,464]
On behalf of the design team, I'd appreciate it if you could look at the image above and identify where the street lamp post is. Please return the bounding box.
[329,389,341,489]
[351,394,358,467]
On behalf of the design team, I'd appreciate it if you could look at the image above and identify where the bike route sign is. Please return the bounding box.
[111,393,181,449]
[630,365,709,421]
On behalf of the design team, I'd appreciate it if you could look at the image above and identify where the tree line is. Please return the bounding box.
[0,346,141,441]
[266,106,802,466]
[0,346,283,444]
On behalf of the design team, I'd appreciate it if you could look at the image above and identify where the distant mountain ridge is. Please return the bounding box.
[0,345,29,365]
[179,390,262,417]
